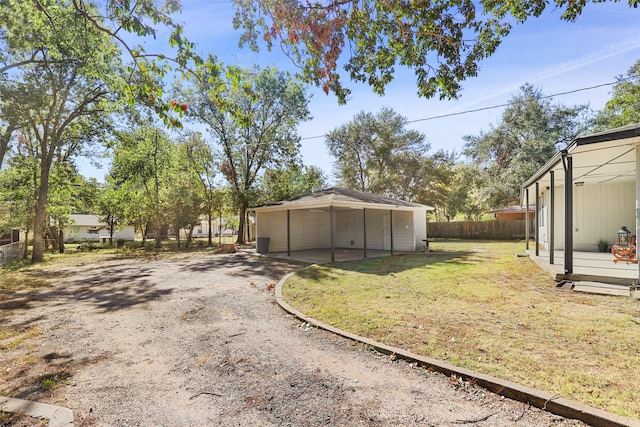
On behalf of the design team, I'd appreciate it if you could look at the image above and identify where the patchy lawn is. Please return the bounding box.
[282,240,640,420]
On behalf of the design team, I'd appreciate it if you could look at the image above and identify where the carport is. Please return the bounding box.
[251,187,432,262]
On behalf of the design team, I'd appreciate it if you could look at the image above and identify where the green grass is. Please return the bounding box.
[283,239,640,419]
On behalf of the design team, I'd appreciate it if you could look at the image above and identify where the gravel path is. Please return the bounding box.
[2,252,584,426]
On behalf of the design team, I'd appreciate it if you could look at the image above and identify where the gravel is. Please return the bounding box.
[2,251,585,426]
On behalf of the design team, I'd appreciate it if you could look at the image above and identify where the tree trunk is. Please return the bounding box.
[236,202,246,244]
[31,169,50,263]
[207,211,213,247]
[58,227,65,254]
[155,222,162,249]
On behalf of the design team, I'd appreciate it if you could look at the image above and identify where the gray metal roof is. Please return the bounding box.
[253,187,433,210]
[521,123,640,193]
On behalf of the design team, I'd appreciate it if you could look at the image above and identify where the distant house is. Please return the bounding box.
[65,214,135,242]
[489,206,535,221]
[252,187,433,261]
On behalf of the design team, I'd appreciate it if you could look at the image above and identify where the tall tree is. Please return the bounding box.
[179,130,219,246]
[463,84,592,208]
[110,127,177,249]
[595,59,640,130]
[232,0,639,103]
[0,1,123,262]
[326,107,438,202]
[189,65,310,244]
[259,165,328,204]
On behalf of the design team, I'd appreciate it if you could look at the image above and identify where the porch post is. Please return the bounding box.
[525,188,530,250]
[330,205,335,262]
[550,170,555,265]
[535,182,540,257]
[363,208,367,259]
[636,145,640,284]
[390,210,394,255]
[287,209,291,257]
[563,154,573,274]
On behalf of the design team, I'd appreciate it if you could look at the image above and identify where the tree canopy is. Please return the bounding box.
[463,83,593,208]
[326,106,448,204]
[595,59,640,130]
[232,0,639,103]
[187,65,311,243]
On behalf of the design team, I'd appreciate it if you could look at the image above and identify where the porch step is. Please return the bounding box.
[571,281,632,297]
[555,273,636,286]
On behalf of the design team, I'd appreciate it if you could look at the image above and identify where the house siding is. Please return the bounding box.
[542,181,635,251]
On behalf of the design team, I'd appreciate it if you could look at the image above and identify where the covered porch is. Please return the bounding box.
[521,123,640,287]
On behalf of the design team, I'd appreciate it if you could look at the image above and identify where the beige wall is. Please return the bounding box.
[541,181,635,251]
[256,207,424,252]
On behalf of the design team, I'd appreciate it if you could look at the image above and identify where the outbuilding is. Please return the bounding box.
[252,187,432,262]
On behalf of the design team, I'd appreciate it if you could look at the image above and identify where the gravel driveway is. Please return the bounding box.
[2,252,583,426]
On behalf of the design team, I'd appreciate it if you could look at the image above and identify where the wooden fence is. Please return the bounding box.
[428,219,535,240]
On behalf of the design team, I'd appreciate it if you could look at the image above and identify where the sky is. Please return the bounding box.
[80,1,640,183]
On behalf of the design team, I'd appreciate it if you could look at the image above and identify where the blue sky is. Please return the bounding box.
[83,1,640,183]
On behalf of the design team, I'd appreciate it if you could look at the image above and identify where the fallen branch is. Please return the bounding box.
[453,412,497,424]
[190,391,222,399]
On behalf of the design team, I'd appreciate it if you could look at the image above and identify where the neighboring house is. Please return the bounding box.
[252,187,433,261]
[65,214,135,242]
[177,216,240,240]
[521,123,640,274]
[489,206,535,221]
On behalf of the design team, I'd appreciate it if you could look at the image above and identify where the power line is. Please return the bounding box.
[300,76,639,141]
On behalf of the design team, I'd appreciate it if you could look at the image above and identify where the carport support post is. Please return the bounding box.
[535,182,539,256]
[330,205,335,262]
[363,208,367,259]
[390,210,394,255]
[550,171,555,264]
[287,209,291,257]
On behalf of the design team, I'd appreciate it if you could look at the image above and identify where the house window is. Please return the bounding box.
[72,227,79,235]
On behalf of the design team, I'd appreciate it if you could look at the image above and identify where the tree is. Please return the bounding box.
[595,59,640,130]
[110,127,177,249]
[463,84,593,208]
[326,107,436,201]
[1,0,207,125]
[232,0,639,103]
[179,130,219,246]
[188,65,311,244]
[0,1,123,262]
[259,165,328,203]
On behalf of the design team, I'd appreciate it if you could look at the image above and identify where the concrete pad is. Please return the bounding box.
[0,396,73,427]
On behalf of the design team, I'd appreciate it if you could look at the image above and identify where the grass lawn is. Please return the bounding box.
[282,239,640,420]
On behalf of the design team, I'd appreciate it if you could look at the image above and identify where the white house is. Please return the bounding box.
[521,123,640,277]
[65,214,135,242]
[252,187,433,262]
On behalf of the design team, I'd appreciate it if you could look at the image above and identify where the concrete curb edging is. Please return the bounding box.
[275,269,640,427]
[0,396,74,426]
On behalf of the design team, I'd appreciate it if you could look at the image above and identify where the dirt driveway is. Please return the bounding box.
[2,252,583,426]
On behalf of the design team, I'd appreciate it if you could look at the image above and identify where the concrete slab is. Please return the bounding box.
[572,282,631,297]
[0,396,73,426]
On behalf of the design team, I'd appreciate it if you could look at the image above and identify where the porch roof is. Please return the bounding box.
[252,187,434,213]
[521,123,640,195]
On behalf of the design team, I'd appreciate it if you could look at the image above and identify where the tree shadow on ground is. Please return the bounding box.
[3,264,172,314]
[182,252,304,279]
[294,251,477,281]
